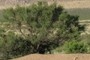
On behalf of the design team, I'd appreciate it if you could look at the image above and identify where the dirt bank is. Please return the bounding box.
[12,54,90,60]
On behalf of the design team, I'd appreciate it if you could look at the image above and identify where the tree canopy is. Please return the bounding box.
[0,1,84,59]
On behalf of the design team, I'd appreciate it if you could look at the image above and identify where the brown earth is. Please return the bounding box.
[12,54,90,60]
[0,0,90,9]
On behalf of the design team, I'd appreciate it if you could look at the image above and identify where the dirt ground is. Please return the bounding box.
[12,54,90,60]
[0,0,90,9]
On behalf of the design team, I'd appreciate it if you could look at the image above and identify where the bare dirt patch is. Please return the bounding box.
[56,0,90,9]
[12,54,90,60]
[0,0,90,9]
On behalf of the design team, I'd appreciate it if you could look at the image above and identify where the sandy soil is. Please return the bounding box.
[0,0,90,9]
[57,1,90,9]
[12,54,90,60]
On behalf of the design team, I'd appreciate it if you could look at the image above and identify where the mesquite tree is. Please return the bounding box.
[3,2,84,54]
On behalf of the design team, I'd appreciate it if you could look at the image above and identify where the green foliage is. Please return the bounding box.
[0,32,16,59]
[9,37,33,57]
[0,33,33,59]
[81,34,90,53]
[0,1,84,59]
[62,40,87,53]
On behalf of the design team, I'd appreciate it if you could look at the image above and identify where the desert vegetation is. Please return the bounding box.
[0,1,90,60]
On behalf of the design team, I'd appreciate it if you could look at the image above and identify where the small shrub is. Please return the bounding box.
[62,40,87,53]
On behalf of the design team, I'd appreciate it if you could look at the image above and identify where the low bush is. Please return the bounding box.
[62,40,88,53]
